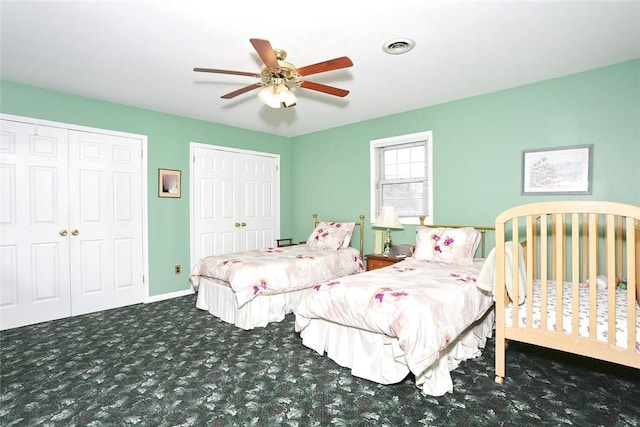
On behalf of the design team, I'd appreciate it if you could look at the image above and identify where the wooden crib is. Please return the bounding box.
[494,201,640,384]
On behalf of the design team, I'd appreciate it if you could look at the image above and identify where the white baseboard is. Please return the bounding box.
[145,288,194,304]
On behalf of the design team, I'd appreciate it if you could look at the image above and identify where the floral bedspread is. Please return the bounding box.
[294,257,493,385]
[190,246,363,308]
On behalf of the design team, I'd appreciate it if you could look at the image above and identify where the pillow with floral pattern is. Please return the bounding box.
[413,226,480,266]
[318,221,355,249]
[306,224,349,250]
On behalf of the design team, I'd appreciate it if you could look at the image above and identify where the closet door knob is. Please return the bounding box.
[235,222,241,228]
[59,229,68,236]
[71,229,79,236]
[241,222,246,227]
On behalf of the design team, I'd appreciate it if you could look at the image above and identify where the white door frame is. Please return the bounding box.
[0,113,150,301]
[189,142,280,267]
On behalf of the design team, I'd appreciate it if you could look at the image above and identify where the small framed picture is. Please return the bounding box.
[158,169,181,198]
[522,144,593,195]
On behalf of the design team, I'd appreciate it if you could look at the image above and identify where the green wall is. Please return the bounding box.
[290,59,640,253]
[0,82,292,296]
[2,59,638,297]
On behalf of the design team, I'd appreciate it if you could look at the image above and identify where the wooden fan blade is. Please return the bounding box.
[296,57,353,77]
[194,67,260,78]
[299,80,349,97]
[221,83,262,99]
[250,38,280,69]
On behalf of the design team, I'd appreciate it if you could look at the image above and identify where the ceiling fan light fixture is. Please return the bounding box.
[382,38,415,55]
[258,83,297,108]
[195,38,352,105]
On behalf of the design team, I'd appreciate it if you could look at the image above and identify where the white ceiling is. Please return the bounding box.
[1,1,639,137]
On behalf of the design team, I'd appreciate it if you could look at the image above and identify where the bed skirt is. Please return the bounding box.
[297,308,495,396]
[196,277,306,330]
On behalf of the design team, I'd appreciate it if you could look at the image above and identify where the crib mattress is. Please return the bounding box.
[504,280,640,352]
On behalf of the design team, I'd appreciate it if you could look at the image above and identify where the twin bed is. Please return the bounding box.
[294,224,495,396]
[190,201,639,395]
[190,214,365,330]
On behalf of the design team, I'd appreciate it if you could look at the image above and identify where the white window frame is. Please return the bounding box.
[369,131,433,225]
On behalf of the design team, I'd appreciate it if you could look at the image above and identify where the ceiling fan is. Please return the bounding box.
[194,38,353,108]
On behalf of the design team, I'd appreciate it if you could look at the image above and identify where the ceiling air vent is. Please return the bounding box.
[382,38,415,55]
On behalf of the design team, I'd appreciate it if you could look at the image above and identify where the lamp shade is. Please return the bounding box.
[278,85,297,107]
[373,206,404,229]
[258,83,297,108]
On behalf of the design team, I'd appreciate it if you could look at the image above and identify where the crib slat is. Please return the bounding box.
[605,214,616,346]
[554,213,564,334]
[512,219,520,316]
[531,218,538,278]
[571,213,580,337]
[617,215,623,278]
[626,218,637,354]
[526,215,534,329]
[494,220,506,383]
[582,213,588,282]
[588,214,598,341]
[540,214,548,332]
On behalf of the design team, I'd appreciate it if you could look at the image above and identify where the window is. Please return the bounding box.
[370,131,433,225]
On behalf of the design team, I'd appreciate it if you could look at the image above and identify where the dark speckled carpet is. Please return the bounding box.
[1,294,638,426]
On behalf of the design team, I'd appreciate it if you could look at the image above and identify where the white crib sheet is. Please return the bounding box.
[504,280,640,352]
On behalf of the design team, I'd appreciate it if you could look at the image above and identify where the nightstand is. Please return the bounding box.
[365,254,405,271]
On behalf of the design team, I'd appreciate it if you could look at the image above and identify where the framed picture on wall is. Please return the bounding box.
[522,144,593,195]
[158,169,181,198]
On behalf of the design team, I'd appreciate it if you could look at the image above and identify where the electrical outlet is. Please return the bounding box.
[174,265,181,274]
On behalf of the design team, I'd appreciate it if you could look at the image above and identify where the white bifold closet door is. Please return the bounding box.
[191,144,280,265]
[0,119,144,330]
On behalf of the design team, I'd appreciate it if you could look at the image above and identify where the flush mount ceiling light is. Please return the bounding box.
[382,38,415,55]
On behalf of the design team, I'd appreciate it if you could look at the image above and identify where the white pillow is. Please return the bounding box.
[306,224,349,250]
[413,226,481,266]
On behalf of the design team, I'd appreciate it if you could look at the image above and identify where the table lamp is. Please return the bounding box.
[373,206,404,256]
